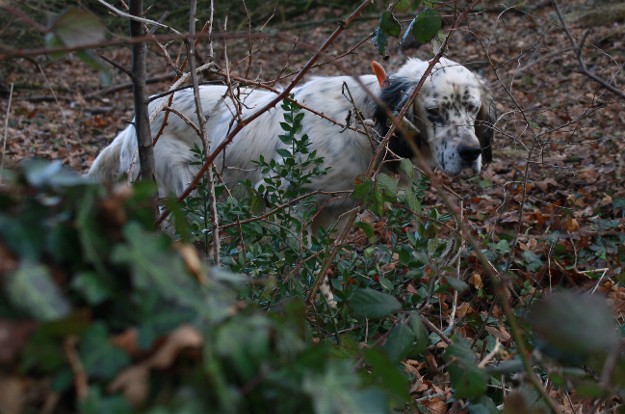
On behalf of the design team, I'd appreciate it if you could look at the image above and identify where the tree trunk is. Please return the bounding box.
[129,0,156,190]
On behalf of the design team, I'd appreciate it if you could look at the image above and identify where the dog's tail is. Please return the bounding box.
[87,123,138,184]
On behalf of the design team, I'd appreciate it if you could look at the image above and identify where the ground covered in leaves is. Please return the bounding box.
[2,0,625,412]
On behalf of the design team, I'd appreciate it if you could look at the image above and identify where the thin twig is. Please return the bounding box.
[155,0,376,227]
[187,0,221,265]
[96,0,182,34]
[0,83,13,184]
[553,0,625,100]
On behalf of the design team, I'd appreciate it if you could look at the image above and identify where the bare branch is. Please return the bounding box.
[553,0,625,100]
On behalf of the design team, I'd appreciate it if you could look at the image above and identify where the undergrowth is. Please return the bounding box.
[2,95,625,413]
[3,1,625,412]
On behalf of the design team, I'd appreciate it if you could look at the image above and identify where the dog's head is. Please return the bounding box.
[375,58,495,176]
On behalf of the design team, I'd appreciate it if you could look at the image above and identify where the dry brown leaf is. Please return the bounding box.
[564,217,580,232]
[469,272,483,290]
[485,326,512,343]
[108,365,149,408]
[148,324,202,370]
[111,328,139,356]
[0,319,37,364]
[173,242,206,284]
[422,397,448,413]
[455,302,472,318]
[0,375,25,414]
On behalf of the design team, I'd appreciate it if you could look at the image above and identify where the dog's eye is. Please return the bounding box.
[426,107,441,119]
[467,103,480,113]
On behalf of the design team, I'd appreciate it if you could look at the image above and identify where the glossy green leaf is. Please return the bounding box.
[349,288,401,319]
[379,11,401,37]
[409,8,442,43]
[383,312,428,363]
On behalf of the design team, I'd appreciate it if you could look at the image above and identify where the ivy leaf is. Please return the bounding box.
[349,288,401,319]
[6,261,72,321]
[80,323,130,380]
[409,8,442,43]
[111,223,201,311]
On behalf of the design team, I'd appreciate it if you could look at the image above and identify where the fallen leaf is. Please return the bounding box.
[108,365,149,407]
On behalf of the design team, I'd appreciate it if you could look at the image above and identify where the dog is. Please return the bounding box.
[89,57,496,234]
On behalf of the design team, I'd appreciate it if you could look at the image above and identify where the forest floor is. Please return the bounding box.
[2,0,625,411]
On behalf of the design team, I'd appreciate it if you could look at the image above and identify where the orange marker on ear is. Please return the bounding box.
[371,60,388,87]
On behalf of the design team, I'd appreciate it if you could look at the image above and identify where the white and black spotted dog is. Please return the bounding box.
[89,57,496,232]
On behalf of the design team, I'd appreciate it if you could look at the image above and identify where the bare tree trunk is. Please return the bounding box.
[129,0,156,191]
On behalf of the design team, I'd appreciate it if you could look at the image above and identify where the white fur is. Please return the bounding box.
[89,57,494,231]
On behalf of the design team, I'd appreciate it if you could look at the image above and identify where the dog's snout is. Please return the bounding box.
[458,145,482,164]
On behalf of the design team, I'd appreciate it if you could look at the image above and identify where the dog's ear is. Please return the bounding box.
[475,93,496,166]
[371,61,388,87]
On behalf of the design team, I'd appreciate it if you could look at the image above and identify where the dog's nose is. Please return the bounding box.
[458,145,482,164]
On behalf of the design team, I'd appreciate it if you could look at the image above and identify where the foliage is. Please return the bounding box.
[0,160,397,413]
[3,0,625,412]
[4,99,625,412]
[373,2,443,58]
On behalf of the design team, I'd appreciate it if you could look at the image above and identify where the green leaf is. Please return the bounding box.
[409,8,442,43]
[76,50,111,87]
[399,158,416,181]
[349,288,401,319]
[303,359,389,414]
[71,271,112,305]
[444,276,469,292]
[382,313,428,363]
[80,386,133,414]
[44,32,67,60]
[376,172,398,197]
[112,223,196,305]
[379,11,402,37]
[80,323,130,380]
[356,222,376,242]
[468,396,499,414]
[6,261,72,321]
[528,291,619,361]
[395,0,420,13]
[52,7,106,48]
[445,336,488,400]
[372,27,389,57]
[522,250,543,272]
[364,348,410,402]
[22,159,87,187]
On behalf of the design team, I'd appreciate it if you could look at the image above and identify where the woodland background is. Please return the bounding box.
[1,0,625,413]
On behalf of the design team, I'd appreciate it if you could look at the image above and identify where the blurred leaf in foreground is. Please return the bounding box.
[528,291,619,363]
